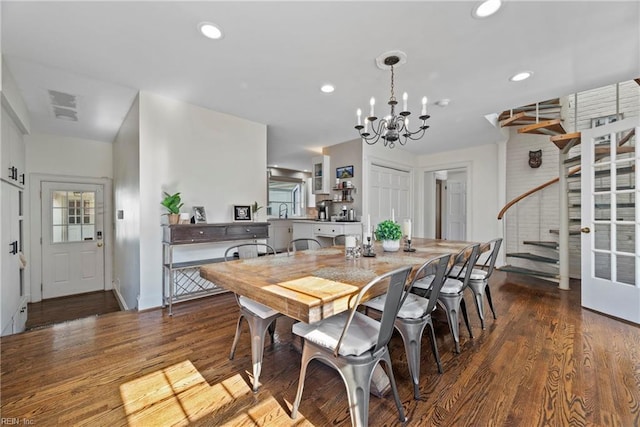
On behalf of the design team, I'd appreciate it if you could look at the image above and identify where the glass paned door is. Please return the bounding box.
[52,190,96,243]
[581,118,640,324]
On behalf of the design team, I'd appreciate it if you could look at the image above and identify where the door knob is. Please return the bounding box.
[580,227,591,234]
[97,242,103,247]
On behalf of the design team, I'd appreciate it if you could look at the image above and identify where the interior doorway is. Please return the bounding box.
[424,167,468,240]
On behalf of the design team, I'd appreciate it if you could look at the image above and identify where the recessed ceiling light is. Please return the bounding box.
[198,22,223,40]
[509,71,533,82]
[320,84,335,93]
[435,99,451,107]
[472,0,502,18]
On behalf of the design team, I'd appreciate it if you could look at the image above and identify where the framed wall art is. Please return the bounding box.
[233,205,252,221]
[336,165,354,179]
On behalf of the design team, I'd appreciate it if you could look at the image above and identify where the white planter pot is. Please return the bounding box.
[382,240,400,252]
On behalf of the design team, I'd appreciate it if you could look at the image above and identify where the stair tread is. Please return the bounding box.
[551,132,581,150]
[517,119,566,136]
[507,252,559,263]
[499,265,559,279]
[523,240,559,249]
[501,112,559,127]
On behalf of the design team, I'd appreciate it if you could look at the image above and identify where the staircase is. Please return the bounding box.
[496,83,639,285]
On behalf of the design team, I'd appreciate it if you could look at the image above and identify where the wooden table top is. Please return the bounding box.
[199,238,478,324]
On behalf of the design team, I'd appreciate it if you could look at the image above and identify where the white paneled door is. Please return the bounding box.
[42,182,105,299]
[445,173,467,240]
[581,117,640,324]
[369,164,411,231]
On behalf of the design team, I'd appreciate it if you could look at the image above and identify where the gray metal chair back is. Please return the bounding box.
[287,238,322,255]
[224,243,275,261]
[481,238,502,279]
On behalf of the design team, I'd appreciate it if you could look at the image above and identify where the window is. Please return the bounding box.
[52,191,96,243]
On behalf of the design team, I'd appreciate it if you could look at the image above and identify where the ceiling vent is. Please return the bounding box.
[48,89,78,121]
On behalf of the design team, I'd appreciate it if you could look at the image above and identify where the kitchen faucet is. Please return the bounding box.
[278,203,288,219]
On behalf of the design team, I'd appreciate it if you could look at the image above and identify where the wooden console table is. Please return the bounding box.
[162,222,269,314]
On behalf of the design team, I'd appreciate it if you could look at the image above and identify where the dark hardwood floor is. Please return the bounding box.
[1,272,638,426]
[26,290,121,330]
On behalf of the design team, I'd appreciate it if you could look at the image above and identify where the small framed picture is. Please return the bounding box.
[233,205,252,221]
[336,165,354,179]
[193,206,207,223]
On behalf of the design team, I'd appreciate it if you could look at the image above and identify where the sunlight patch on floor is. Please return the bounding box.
[119,360,250,425]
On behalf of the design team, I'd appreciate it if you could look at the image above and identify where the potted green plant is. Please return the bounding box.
[161,191,184,224]
[251,201,263,222]
[375,219,402,252]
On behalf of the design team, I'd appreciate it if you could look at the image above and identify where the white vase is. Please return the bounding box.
[382,240,400,252]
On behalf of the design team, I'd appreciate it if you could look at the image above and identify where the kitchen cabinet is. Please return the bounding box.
[292,221,315,240]
[293,221,362,247]
[268,220,293,252]
[1,107,26,188]
[312,155,330,194]
[163,222,269,314]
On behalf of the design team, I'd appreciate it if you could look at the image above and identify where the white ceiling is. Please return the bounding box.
[2,1,639,171]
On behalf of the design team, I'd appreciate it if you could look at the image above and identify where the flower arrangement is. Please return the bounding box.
[375,219,402,241]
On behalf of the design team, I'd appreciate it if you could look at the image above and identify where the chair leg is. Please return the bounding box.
[380,352,407,423]
[246,314,278,392]
[267,319,277,344]
[438,295,461,354]
[340,361,373,427]
[394,319,427,399]
[229,314,245,360]
[485,284,497,319]
[460,298,473,339]
[468,280,486,329]
[291,345,311,419]
[425,317,443,374]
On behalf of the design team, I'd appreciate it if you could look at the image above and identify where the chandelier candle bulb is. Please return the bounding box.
[357,109,362,126]
[403,92,408,111]
[421,96,428,116]
[370,97,375,117]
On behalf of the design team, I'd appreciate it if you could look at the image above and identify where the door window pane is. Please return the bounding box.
[616,254,635,285]
[616,224,635,254]
[594,223,610,251]
[594,252,611,280]
[52,191,96,243]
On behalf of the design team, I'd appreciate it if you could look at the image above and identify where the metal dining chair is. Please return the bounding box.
[290,265,413,427]
[448,238,502,329]
[413,243,481,354]
[287,238,322,255]
[363,253,452,399]
[224,243,281,392]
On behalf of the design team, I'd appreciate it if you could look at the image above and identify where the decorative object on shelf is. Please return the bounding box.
[179,213,191,224]
[193,206,207,223]
[336,165,354,179]
[251,201,263,222]
[528,149,542,168]
[344,235,361,259]
[161,192,184,224]
[355,51,430,148]
[375,219,402,252]
[233,205,252,221]
[363,220,376,257]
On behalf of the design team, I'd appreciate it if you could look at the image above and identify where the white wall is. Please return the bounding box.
[25,133,113,178]
[135,92,267,310]
[323,139,363,218]
[113,95,141,310]
[418,143,502,245]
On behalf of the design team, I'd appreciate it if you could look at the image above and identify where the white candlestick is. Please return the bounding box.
[391,209,395,222]
[367,214,371,233]
[402,92,408,111]
[356,108,362,126]
[421,96,428,116]
[403,219,412,240]
[370,97,375,117]
[345,235,356,248]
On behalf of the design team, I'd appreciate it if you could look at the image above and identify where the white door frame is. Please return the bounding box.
[29,174,113,303]
[419,161,473,240]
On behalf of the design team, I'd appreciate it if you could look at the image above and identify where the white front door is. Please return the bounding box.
[41,182,105,299]
[581,117,640,324]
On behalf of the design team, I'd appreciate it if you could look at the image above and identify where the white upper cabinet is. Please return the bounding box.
[312,155,330,195]
[1,106,26,188]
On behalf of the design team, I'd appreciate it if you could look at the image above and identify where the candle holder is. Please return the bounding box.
[404,237,416,252]
[363,236,376,257]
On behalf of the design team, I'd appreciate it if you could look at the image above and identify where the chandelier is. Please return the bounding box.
[354,54,430,148]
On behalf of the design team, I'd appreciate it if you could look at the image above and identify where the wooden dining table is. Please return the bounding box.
[199,237,481,396]
[199,238,478,324]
